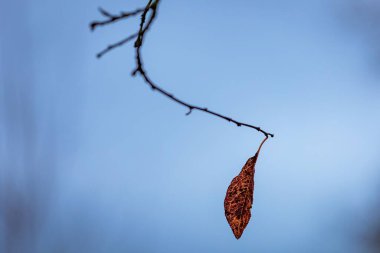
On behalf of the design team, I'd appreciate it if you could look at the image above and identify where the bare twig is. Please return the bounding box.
[90,7,145,31]
[97,33,138,58]
[91,0,274,138]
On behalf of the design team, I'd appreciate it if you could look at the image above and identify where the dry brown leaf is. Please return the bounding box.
[224,136,268,239]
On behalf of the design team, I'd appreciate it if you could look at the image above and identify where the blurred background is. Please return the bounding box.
[1,0,379,252]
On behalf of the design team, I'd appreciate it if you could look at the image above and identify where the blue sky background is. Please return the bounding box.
[1,0,380,252]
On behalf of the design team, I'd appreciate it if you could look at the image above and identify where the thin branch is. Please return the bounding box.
[135,51,274,137]
[90,7,145,31]
[134,0,155,48]
[97,33,138,58]
[91,0,274,138]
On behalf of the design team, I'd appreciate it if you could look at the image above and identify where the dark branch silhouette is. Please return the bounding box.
[96,33,138,59]
[90,7,145,31]
[91,0,274,138]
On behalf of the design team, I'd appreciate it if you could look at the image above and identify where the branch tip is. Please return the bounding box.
[185,108,193,116]
[98,7,113,18]
[90,22,97,31]
[131,68,139,76]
